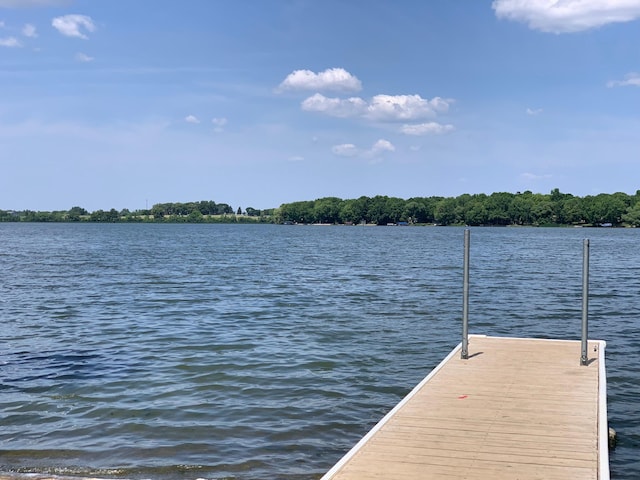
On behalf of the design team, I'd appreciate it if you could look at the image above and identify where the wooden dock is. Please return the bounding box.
[321,335,609,480]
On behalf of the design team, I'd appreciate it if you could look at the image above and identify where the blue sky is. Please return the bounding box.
[1,0,639,212]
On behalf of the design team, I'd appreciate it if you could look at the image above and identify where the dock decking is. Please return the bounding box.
[321,335,608,480]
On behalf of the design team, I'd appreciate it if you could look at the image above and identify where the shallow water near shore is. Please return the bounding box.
[1,223,638,479]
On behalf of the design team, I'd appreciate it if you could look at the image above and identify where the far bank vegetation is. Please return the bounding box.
[2,189,640,227]
[278,189,640,227]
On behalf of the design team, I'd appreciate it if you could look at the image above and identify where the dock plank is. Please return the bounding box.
[321,335,607,480]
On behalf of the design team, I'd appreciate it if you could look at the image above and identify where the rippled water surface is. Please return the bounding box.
[0,224,638,479]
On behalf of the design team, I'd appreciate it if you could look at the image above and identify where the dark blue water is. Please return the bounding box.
[0,224,638,479]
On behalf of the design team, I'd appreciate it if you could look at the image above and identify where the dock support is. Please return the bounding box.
[581,238,590,366]
[461,229,470,359]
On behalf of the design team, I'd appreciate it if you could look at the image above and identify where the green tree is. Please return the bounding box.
[527,194,553,224]
[151,203,170,218]
[509,194,533,225]
[368,195,392,225]
[280,200,314,223]
[216,203,233,215]
[403,200,427,224]
[622,203,640,226]
[67,206,88,221]
[561,197,584,225]
[353,196,371,223]
[0,210,15,222]
[464,196,489,226]
[339,199,360,224]
[198,201,217,215]
[485,192,513,225]
[313,197,342,223]
[585,194,627,225]
[188,210,204,223]
[385,197,406,223]
[434,198,458,225]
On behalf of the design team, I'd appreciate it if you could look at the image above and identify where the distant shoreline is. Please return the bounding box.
[2,189,639,227]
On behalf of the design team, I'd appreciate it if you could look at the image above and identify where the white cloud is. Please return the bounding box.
[607,72,640,87]
[185,115,200,124]
[371,139,395,153]
[526,107,543,115]
[0,36,20,47]
[22,23,37,37]
[367,94,450,121]
[278,67,362,93]
[331,143,359,157]
[492,0,640,33]
[0,21,4,27]
[331,139,395,159]
[212,117,227,132]
[401,122,454,135]
[52,14,95,39]
[75,52,93,62]
[301,93,367,118]
[288,155,305,162]
[302,93,450,122]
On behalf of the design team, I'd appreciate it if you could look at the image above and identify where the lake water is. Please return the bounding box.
[0,223,638,479]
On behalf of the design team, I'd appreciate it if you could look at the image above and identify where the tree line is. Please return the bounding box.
[278,189,640,227]
[0,201,274,223]
[2,189,640,226]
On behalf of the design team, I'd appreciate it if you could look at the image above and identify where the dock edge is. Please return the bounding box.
[319,338,470,480]
[598,339,609,480]
[321,335,610,480]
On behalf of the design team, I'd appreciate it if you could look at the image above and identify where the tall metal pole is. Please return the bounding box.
[461,229,470,359]
[581,238,590,366]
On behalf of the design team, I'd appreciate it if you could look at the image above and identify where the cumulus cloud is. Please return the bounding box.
[401,122,454,135]
[371,139,395,153]
[526,107,543,115]
[286,69,454,132]
[22,23,37,37]
[278,67,362,93]
[0,36,20,47]
[52,14,95,39]
[301,93,367,118]
[302,93,451,122]
[75,52,93,62]
[332,139,395,159]
[607,72,640,87]
[367,94,450,121]
[492,0,640,33]
[185,115,200,124]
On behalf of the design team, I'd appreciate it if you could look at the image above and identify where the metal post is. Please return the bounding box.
[461,229,470,359]
[581,238,590,366]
